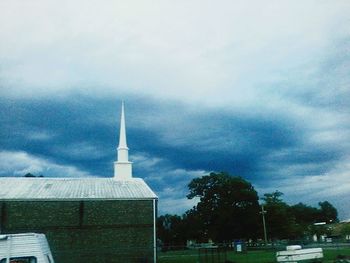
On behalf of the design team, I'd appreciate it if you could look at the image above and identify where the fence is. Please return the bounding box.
[198,247,227,263]
[157,241,350,263]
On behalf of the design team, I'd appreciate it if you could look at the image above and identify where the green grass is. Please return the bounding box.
[158,249,199,263]
[226,250,275,263]
[323,248,350,262]
[158,247,350,263]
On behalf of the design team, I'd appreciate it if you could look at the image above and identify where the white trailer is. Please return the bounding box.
[0,233,54,263]
[276,247,323,263]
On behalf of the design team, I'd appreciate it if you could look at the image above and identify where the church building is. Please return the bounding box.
[0,103,158,263]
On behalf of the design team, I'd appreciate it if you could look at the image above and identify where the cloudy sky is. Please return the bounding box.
[0,1,349,219]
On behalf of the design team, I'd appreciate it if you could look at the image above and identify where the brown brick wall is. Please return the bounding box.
[0,200,156,263]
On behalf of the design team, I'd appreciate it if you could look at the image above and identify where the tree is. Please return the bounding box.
[24,173,44,177]
[290,203,319,237]
[182,207,208,242]
[262,194,339,240]
[186,172,260,243]
[24,173,36,177]
[262,191,298,239]
[318,201,338,223]
[157,214,186,249]
[263,191,284,203]
[290,203,319,225]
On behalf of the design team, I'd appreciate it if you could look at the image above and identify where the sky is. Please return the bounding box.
[0,1,349,219]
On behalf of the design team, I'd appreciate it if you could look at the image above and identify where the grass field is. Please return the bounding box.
[158,247,350,263]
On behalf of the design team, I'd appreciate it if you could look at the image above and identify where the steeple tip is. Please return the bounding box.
[118,101,128,150]
[114,101,132,180]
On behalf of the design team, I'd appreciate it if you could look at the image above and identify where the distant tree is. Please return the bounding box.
[290,203,319,225]
[263,195,339,240]
[186,172,260,243]
[290,203,320,237]
[318,201,338,223]
[157,214,186,249]
[24,173,44,178]
[24,173,36,177]
[182,207,208,243]
[262,191,298,239]
[263,191,284,203]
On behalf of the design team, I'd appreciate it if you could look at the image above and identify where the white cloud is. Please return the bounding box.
[159,196,200,215]
[0,1,349,107]
[0,150,93,177]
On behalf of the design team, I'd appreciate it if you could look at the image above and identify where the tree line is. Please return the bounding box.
[157,172,338,248]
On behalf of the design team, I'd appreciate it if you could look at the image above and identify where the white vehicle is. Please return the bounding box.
[276,245,323,263]
[0,233,54,263]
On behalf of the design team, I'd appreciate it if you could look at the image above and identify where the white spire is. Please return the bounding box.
[114,101,132,180]
[118,101,128,155]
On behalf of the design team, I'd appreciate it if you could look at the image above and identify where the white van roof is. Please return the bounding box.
[0,233,52,259]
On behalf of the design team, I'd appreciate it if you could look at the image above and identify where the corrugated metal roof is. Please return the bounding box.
[0,178,157,200]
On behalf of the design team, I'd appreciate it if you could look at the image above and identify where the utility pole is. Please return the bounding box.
[260,205,268,246]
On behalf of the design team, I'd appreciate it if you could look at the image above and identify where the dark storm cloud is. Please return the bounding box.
[131,116,297,178]
[0,94,341,180]
[0,96,117,176]
[1,93,349,217]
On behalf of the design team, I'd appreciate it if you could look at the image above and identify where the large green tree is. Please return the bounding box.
[186,172,260,242]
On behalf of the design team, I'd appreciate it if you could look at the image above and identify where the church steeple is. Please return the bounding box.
[114,102,132,180]
[118,101,129,160]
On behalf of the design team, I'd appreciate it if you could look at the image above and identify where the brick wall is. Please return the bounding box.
[0,200,156,263]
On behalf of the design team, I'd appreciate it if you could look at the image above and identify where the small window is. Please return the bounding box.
[0,257,37,263]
